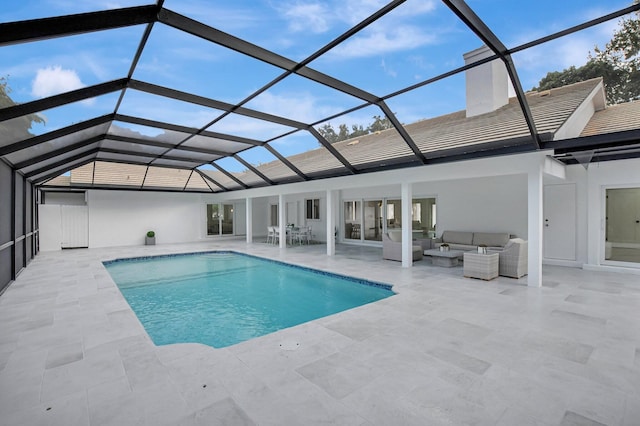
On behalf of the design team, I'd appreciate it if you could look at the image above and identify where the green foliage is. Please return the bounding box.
[146,231,155,238]
[316,114,396,145]
[0,76,46,140]
[532,1,639,104]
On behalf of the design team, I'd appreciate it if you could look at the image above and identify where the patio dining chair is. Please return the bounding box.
[293,226,311,245]
[267,226,279,244]
[291,226,303,245]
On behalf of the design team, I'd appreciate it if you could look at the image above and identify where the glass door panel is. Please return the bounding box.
[386,199,402,232]
[343,201,362,240]
[222,204,234,235]
[605,188,640,263]
[364,200,383,242]
[412,198,437,238]
[207,204,220,236]
[270,204,278,226]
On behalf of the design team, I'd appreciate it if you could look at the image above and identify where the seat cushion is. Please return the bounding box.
[473,232,510,247]
[388,231,402,242]
[441,231,473,245]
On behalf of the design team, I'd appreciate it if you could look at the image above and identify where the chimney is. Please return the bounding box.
[463,45,509,118]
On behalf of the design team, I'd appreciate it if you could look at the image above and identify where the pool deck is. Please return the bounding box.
[1,240,639,425]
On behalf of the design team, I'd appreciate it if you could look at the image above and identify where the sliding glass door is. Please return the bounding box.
[343,197,436,242]
[207,203,234,236]
[364,200,383,241]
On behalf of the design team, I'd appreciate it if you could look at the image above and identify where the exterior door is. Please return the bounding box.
[543,184,576,260]
[606,187,640,263]
[606,188,640,244]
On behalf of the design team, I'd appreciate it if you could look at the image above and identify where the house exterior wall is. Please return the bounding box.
[342,176,527,240]
[33,153,640,276]
[549,158,640,272]
[430,175,528,238]
[43,191,86,206]
[87,191,204,248]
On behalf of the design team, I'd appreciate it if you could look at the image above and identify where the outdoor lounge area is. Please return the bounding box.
[2,1,640,425]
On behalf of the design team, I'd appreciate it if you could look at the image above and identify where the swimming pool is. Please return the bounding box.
[104,251,394,348]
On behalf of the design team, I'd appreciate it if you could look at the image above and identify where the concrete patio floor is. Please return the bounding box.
[1,240,639,425]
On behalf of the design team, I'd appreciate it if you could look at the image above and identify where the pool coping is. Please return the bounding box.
[103,249,396,292]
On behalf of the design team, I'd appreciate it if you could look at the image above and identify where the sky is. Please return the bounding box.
[0,0,633,173]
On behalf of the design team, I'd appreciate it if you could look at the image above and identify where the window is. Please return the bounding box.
[306,198,320,220]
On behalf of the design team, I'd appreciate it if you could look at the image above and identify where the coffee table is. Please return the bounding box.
[423,249,465,267]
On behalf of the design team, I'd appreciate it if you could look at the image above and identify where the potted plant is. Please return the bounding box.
[477,244,487,254]
[439,243,450,252]
[145,231,156,245]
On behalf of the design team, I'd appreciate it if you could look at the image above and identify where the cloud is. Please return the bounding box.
[212,114,295,141]
[514,34,601,89]
[339,0,392,25]
[329,25,438,58]
[380,58,397,77]
[283,3,331,33]
[249,91,342,123]
[339,0,436,25]
[31,65,85,98]
[45,0,143,13]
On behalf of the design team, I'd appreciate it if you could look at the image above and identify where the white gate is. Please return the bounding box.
[60,205,89,248]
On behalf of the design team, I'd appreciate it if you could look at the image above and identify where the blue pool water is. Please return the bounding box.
[104,251,394,348]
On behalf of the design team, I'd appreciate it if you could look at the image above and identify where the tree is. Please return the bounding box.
[532,1,639,104]
[317,123,339,143]
[316,114,396,145]
[337,124,350,141]
[0,76,46,141]
[368,115,394,133]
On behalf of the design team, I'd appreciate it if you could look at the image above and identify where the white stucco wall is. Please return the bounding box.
[341,175,528,239]
[430,175,528,238]
[87,191,204,248]
[43,191,86,206]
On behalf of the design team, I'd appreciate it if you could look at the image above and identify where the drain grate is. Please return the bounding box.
[279,341,300,351]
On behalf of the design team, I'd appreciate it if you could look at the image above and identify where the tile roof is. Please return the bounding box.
[581,100,640,136]
[249,78,603,174]
[46,78,605,191]
[56,162,215,191]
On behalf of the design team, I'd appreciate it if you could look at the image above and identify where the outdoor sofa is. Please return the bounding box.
[487,238,528,278]
[432,230,510,251]
[382,231,423,262]
[432,231,528,278]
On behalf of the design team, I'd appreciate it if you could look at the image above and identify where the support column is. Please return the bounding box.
[401,182,413,267]
[278,194,286,249]
[528,162,543,287]
[326,189,335,256]
[245,197,253,244]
